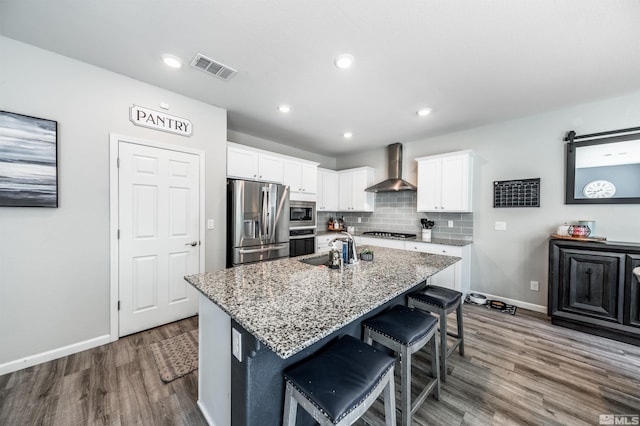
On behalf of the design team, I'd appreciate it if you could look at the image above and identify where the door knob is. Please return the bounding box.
[185,241,199,246]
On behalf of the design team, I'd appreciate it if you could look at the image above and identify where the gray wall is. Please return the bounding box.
[337,91,640,308]
[0,37,227,366]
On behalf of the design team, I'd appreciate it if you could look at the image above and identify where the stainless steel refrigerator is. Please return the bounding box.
[227,179,290,267]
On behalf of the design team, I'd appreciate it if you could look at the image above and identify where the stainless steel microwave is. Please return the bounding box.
[289,200,316,229]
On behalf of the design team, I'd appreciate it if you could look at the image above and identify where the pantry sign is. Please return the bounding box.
[130,105,192,137]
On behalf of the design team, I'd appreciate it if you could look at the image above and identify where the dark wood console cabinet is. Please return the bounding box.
[548,238,640,346]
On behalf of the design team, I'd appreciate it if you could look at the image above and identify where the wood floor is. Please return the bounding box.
[1,305,639,426]
[0,316,206,426]
[359,304,640,426]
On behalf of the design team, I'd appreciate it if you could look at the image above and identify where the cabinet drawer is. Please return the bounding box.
[405,242,462,257]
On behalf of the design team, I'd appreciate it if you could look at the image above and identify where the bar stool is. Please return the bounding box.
[407,285,464,381]
[363,305,440,426]
[282,334,397,426]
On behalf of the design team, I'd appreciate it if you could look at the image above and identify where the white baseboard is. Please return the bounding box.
[197,400,215,426]
[0,334,111,376]
[468,291,547,314]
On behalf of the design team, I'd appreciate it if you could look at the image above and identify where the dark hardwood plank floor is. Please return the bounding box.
[0,316,206,426]
[2,305,640,425]
[359,304,640,426]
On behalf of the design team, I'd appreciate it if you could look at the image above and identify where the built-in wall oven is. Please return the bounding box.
[289,228,317,257]
[289,200,316,257]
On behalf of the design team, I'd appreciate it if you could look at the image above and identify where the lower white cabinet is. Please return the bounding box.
[357,237,470,296]
[316,234,335,254]
[357,236,405,250]
[405,242,470,295]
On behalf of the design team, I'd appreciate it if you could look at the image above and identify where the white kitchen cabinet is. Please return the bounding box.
[317,168,338,211]
[284,160,318,201]
[416,150,473,212]
[338,167,375,212]
[356,236,405,250]
[358,236,471,296]
[227,143,284,183]
[405,241,470,296]
[316,233,336,254]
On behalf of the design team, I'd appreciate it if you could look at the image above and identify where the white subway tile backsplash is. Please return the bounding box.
[317,192,473,240]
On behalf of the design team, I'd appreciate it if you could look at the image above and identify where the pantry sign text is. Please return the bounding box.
[130,105,192,137]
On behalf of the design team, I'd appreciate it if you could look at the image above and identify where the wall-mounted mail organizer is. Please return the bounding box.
[493,178,540,208]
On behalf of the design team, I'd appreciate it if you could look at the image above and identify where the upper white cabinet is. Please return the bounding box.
[226,143,319,197]
[284,160,318,201]
[317,168,339,211]
[416,150,473,212]
[338,167,375,212]
[227,143,284,183]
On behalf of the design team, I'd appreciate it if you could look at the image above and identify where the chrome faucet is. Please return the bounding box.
[328,231,358,265]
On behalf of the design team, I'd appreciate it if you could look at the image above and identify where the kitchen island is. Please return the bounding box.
[185,245,460,426]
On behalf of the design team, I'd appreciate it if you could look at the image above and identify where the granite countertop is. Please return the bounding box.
[184,245,460,359]
[318,230,473,247]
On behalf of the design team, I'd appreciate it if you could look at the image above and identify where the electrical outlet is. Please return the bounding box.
[495,221,507,231]
[357,217,361,223]
[448,220,454,227]
[232,328,242,362]
[530,280,539,291]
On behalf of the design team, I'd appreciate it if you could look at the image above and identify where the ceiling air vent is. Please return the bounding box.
[190,53,237,81]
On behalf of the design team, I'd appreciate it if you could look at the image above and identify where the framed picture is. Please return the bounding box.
[0,111,58,207]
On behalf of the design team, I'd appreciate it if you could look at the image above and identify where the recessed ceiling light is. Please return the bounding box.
[334,54,354,69]
[162,54,183,69]
[343,132,353,139]
[278,104,291,113]
[417,108,432,117]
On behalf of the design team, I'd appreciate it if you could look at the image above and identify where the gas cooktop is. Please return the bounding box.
[362,231,417,239]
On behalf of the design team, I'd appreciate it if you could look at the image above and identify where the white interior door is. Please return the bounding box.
[118,141,200,337]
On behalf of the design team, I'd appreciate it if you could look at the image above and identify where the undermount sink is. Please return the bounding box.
[299,255,331,267]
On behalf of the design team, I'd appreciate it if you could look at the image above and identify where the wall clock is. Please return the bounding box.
[583,180,616,198]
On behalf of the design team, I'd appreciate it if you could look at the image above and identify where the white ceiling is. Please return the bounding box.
[1,0,640,156]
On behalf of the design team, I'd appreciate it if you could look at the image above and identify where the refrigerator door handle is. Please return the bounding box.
[261,187,270,239]
[238,244,287,254]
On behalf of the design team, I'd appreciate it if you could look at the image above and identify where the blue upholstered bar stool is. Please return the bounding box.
[363,305,440,426]
[282,335,397,426]
[407,285,464,381]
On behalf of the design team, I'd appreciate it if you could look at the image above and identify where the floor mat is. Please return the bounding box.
[150,329,199,383]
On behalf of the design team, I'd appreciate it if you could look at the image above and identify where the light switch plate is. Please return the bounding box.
[207,219,215,230]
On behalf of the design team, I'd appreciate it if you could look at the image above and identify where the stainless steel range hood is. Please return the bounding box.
[365,143,417,192]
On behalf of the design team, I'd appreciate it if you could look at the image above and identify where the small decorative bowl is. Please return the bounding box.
[360,252,374,261]
[568,224,591,237]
